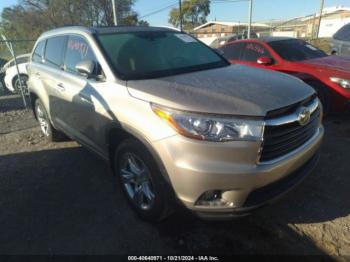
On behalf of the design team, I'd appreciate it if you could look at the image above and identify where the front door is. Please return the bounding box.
[55,35,107,155]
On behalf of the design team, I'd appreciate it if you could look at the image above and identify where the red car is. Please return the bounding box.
[219,37,350,113]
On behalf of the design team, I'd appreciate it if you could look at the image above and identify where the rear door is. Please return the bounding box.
[40,35,67,124]
[219,42,245,63]
[28,40,45,91]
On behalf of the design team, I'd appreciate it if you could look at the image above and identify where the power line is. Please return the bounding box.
[139,1,178,19]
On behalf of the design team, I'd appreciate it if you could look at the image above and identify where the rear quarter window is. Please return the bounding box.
[32,41,46,63]
[219,42,244,60]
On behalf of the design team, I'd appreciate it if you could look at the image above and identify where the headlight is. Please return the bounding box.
[330,77,350,89]
[151,104,264,142]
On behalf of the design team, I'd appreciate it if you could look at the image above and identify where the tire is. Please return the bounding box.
[13,74,29,95]
[34,99,62,142]
[308,81,331,116]
[114,138,173,221]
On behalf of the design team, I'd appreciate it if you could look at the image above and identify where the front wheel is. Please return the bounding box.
[114,138,173,221]
[308,81,331,115]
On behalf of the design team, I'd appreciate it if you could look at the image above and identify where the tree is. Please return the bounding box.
[0,0,147,59]
[169,0,210,31]
[0,0,146,60]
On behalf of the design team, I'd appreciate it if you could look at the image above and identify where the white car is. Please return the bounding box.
[1,54,30,94]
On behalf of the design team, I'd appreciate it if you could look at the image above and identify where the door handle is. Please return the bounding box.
[56,83,65,92]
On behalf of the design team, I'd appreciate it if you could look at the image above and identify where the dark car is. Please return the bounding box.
[331,23,350,56]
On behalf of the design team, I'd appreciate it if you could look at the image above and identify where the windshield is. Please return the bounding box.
[97,31,228,80]
[269,39,327,62]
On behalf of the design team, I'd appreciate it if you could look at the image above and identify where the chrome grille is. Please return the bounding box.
[260,98,320,162]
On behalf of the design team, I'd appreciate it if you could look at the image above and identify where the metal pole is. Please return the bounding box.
[316,0,324,38]
[179,0,183,31]
[112,0,118,26]
[311,13,316,39]
[247,0,253,39]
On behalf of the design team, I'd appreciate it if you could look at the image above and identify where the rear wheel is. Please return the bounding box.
[114,138,173,221]
[34,99,62,142]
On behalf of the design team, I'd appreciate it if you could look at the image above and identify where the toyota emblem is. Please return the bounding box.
[298,107,311,126]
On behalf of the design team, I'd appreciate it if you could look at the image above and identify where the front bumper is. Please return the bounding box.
[152,126,324,219]
[195,151,319,219]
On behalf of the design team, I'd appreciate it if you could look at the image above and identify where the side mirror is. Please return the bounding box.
[76,60,97,78]
[257,56,273,65]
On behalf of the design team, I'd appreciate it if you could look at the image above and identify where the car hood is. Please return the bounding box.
[127,64,314,117]
[301,55,350,73]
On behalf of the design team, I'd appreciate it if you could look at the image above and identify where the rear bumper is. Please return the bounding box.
[195,151,320,219]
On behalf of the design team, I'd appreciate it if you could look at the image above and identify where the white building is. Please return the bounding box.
[271,6,350,38]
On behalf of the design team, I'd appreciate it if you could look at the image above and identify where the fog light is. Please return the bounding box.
[195,190,230,207]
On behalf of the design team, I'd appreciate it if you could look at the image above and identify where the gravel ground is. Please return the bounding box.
[0,95,349,258]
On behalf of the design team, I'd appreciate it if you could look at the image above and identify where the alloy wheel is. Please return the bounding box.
[119,152,155,210]
[36,104,49,136]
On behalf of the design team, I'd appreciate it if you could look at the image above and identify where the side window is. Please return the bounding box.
[220,42,244,60]
[241,42,272,62]
[32,40,45,63]
[64,35,97,74]
[44,36,66,69]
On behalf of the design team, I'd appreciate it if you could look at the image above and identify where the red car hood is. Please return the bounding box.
[301,56,350,73]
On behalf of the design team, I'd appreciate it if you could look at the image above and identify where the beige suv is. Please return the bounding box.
[28,26,323,221]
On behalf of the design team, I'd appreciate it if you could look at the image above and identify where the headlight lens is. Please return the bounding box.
[151,104,264,142]
[330,77,350,89]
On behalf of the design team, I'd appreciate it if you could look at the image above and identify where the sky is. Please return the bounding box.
[1,0,350,26]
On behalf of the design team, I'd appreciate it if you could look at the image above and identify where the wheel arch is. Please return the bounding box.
[106,123,172,184]
[29,91,39,120]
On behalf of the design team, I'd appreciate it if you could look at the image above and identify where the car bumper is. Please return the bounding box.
[152,126,324,219]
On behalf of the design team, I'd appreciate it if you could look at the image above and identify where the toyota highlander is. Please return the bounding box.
[28,26,323,221]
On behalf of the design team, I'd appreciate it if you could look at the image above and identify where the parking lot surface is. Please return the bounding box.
[0,95,349,257]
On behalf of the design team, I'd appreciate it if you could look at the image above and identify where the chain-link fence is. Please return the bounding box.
[0,38,36,108]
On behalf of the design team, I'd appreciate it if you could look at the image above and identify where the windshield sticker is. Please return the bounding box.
[67,39,89,59]
[306,44,318,51]
[174,34,197,43]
